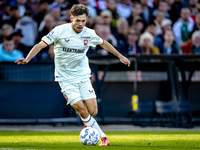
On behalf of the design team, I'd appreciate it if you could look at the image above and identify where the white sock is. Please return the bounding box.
[81,114,107,138]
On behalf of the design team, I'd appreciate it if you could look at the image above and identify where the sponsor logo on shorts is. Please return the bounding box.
[89,90,93,93]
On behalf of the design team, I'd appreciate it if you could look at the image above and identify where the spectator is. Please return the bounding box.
[39,5,61,32]
[0,2,10,21]
[59,4,72,23]
[181,30,200,54]
[140,0,153,25]
[96,25,118,55]
[37,14,55,60]
[33,0,50,28]
[154,18,173,47]
[100,9,112,25]
[164,0,176,15]
[114,17,129,46]
[127,1,143,26]
[146,21,157,39]
[189,0,198,18]
[6,6,20,28]
[87,23,102,55]
[170,0,184,23]
[38,14,55,41]
[11,29,28,57]
[15,10,38,48]
[167,0,176,6]
[191,12,200,36]
[77,0,97,19]
[132,16,145,34]
[50,5,61,25]
[161,18,172,31]
[57,20,67,26]
[153,0,170,18]
[196,0,200,12]
[93,23,102,35]
[107,0,120,28]
[0,36,24,62]
[0,23,13,43]
[139,32,160,54]
[88,0,107,12]
[152,0,160,8]
[147,0,154,8]
[154,11,166,36]
[158,30,181,54]
[51,0,70,22]
[173,7,194,47]
[100,9,117,35]
[116,0,133,18]
[94,15,104,25]
[85,15,94,29]
[27,0,40,15]
[50,0,66,10]
[118,26,141,55]
[12,0,32,17]
[99,25,118,47]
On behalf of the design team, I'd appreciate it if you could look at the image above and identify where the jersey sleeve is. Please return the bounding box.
[41,27,59,45]
[89,32,104,47]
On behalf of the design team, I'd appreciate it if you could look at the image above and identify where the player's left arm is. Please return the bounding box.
[100,40,130,67]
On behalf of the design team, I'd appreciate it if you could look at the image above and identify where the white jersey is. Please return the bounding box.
[41,23,103,82]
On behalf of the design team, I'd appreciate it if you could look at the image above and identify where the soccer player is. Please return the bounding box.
[15,4,130,146]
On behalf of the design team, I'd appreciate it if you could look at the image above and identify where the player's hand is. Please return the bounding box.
[15,58,29,65]
[119,55,131,67]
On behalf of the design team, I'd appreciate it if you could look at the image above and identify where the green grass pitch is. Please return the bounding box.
[0,131,200,150]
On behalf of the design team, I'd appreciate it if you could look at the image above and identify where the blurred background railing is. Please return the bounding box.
[0,54,200,127]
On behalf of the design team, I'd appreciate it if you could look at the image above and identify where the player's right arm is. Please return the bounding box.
[15,41,47,65]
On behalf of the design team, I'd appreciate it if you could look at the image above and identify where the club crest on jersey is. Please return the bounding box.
[84,39,88,46]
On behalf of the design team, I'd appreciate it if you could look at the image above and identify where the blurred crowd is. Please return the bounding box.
[0,0,200,62]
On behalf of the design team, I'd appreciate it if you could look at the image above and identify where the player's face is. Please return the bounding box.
[71,14,87,34]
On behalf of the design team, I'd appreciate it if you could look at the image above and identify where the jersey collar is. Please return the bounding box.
[70,23,86,36]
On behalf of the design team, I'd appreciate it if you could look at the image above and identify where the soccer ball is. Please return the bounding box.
[80,127,100,146]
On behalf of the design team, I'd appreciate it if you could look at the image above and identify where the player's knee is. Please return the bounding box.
[90,108,98,117]
[78,109,89,118]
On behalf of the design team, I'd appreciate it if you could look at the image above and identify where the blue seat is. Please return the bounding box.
[129,101,154,126]
[177,101,193,127]
[155,101,177,126]
[155,100,193,127]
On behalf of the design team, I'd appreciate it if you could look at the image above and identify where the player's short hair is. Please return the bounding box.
[70,4,89,17]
